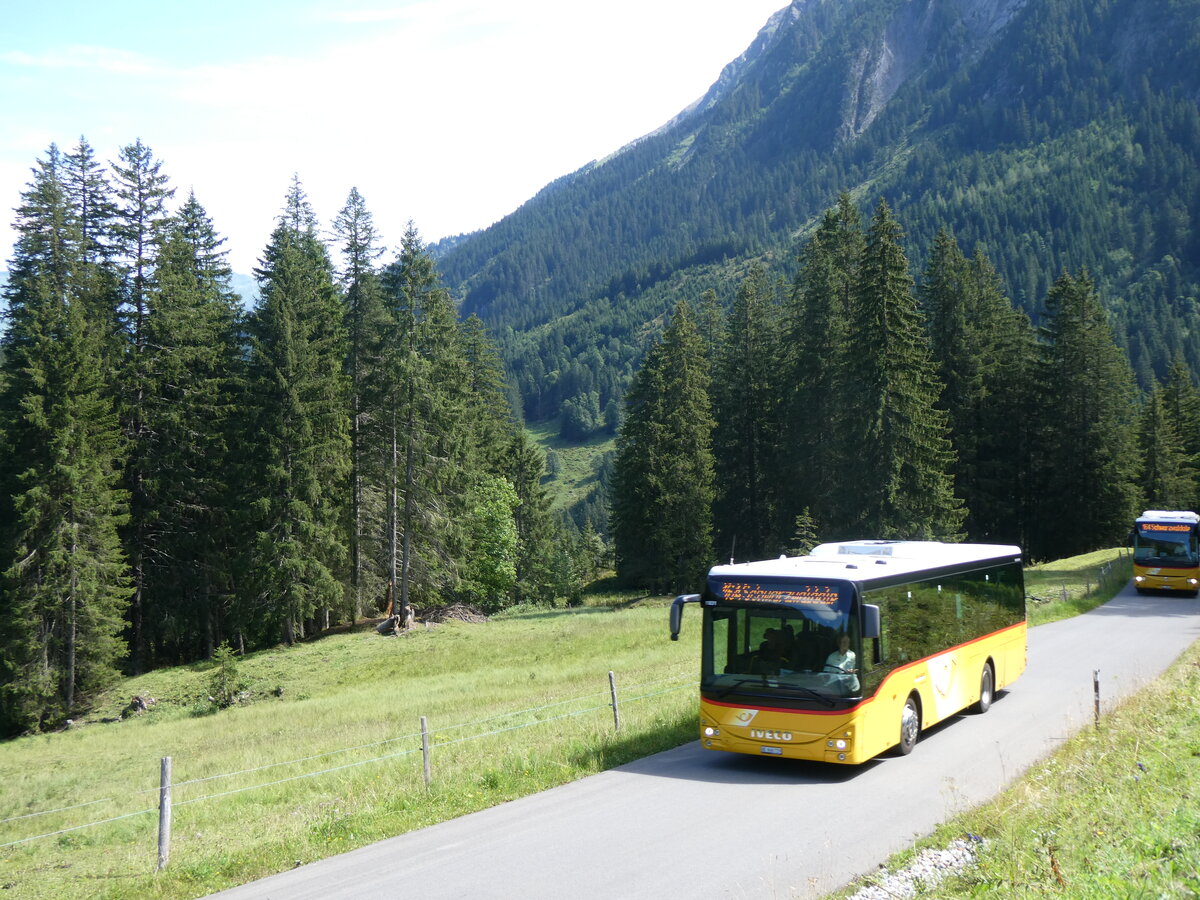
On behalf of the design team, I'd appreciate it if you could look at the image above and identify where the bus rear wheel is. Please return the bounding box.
[897,695,920,755]
[974,663,995,714]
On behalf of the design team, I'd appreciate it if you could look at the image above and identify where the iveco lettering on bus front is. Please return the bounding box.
[669,540,1028,764]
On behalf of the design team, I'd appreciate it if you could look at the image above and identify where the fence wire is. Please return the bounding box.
[1,670,697,850]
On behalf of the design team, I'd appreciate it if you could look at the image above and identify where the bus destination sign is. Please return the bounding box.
[717,582,839,607]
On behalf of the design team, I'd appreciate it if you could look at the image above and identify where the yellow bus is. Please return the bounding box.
[1132,510,1200,595]
[670,540,1026,764]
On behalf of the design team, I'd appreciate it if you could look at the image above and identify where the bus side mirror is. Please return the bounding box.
[670,594,700,641]
[862,604,881,640]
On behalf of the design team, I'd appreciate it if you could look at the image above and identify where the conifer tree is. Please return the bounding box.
[843,200,963,540]
[62,138,121,341]
[780,195,863,535]
[333,188,388,618]
[1030,270,1139,559]
[379,224,469,625]
[505,429,560,605]
[240,179,350,644]
[139,197,240,663]
[110,139,175,672]
[612,300,715,592]
[1159,355,1200,511]
[712,264,784,560]
[1136,386,1196,510]
[921,233,1038,543]
[967,249,1039,546]
[0,147,129,732]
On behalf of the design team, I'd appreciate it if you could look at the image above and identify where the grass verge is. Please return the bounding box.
[1024,548,1131,626]
[837,635,1200,898]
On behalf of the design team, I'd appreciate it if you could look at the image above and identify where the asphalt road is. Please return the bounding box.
[210,584,1200,900]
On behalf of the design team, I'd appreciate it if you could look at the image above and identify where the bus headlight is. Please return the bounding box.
[1134,576,1145,583]
[1189,579,1199,587]
[835,739,847,750]
[703,726,720,737]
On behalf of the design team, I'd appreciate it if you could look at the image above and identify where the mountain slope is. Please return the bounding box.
[437,0,1200,422]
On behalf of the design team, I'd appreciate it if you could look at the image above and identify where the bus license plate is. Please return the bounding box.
[761,746,782,755]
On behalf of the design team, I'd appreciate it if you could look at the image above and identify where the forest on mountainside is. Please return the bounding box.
[0,140,605,737]
[611,196,1194,593]
[436,0,1200,433]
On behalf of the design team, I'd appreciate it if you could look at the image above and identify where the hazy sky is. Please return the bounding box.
[1,0,786,275]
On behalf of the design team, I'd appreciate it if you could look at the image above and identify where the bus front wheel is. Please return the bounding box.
[974,663,995,714]
[898,695,920,755]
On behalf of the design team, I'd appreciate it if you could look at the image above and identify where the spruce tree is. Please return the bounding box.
[111,139,175,672]
[611,300,715,592]
[332,188,388,619]
[240,179,349,644]
[1031,270,1139,559]
[780,195,862,535]
[1136,386,1196,510]
[843,200,963,540]
[1159,355,1200,511]
[921,233,1038,544]
[139,197,240,663]
[0,147,129,732]
[712,264,784,560]
[379,224,469,625]
[505,429,560,605]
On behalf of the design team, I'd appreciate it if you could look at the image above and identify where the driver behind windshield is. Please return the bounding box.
[824,633,860,692]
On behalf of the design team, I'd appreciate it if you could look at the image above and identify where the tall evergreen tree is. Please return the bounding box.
[1159,355,1200,511]
[842,200,963,540]
[921,233,1038,543]
[0,146,129,732]
[239,179,349,644]
[378,224,469,626]
[712,264,784,560]
[505,429,561,605]
[1031,270,1139,559]
[611,300,715,592]
[110,139,175,672]
[779,195,863,534]
[139,197,241,663]
[1136,385,1196,510]
[333,188,388,619]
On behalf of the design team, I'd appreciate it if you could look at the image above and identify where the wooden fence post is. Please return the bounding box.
[609,671,621,732]
[421,716,432,786]
[157,757,172,872]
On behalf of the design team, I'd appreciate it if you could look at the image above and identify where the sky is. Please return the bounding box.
[0,0,786,276]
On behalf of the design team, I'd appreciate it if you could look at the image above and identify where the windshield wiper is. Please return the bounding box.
[711,677,767,699]
[708,677,837,707]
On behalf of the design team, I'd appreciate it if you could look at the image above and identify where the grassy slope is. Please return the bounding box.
[526,421,614,513]
[0,597,695,899]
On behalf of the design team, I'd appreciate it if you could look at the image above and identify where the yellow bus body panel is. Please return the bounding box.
[698,622,1027,765]
[1132,562,1200,593]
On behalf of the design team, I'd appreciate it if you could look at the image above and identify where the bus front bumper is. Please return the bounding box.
[1134,571,1199,592]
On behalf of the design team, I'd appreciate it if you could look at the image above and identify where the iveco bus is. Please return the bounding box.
[1132,510,1200,595]
[669,541,1026,764]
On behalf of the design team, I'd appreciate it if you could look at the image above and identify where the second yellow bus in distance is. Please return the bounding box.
[670,540,1027,764]
[1131,510,1200,595]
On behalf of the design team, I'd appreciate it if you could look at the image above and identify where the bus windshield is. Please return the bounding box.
[1135,525,1199,565]
[701,578,861,702]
